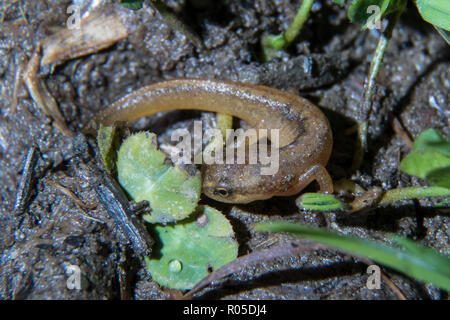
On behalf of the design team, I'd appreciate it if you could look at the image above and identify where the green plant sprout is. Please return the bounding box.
[116,131,202,224]
[255,222,450,291]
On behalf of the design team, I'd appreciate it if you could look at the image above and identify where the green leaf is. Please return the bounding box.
[97,125,117,174]
[97,124,128,175]
[262,34,286,61]
[415,0,450,31]
[400,129,450,188]
[400,150,450,180]
[348,0,391,27]
[412,128,450,156]
[255,222,450,291]
[426,167,450,189]
[117,132,202,224]
[296,193,347,211]
[145,205,238,290]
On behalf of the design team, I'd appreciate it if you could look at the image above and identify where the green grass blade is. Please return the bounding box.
[255,222,450,291]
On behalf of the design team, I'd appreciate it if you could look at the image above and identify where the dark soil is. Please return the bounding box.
[0,0,448,299]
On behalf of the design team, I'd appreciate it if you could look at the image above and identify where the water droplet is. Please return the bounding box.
[168,259,182,273]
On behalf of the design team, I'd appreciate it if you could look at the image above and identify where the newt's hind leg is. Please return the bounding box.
[295,164,333,194]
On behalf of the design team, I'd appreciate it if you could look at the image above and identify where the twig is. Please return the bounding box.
[14,145,38,215]
[18,0,28,25]
[380,272,407,300]
[391,116,413,149]
[356,256,407,300]
[183,240,327,299]
[46,179,104,223]
[47,179,97,210]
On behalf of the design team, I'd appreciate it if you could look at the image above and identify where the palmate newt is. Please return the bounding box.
[86,79,333,204]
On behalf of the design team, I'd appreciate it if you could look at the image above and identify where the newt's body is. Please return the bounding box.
[87,79,333,204]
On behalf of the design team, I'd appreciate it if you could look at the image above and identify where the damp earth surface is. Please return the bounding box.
[0,0,448,299]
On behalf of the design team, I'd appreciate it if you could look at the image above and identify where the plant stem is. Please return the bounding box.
[262,0,314,61]
[351,6,405,171]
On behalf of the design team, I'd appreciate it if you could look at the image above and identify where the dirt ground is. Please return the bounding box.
[0,0,448,299]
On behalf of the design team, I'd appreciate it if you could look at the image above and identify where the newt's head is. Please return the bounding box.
[202,163,275,204]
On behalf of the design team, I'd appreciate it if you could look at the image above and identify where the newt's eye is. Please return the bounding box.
[213,187,232,197]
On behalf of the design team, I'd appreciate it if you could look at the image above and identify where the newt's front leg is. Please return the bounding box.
[295,164,334,194]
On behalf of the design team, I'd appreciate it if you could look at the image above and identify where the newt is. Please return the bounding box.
[86,79,333,204]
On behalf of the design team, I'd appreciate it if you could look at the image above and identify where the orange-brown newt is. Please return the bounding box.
[86,79,333,203]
